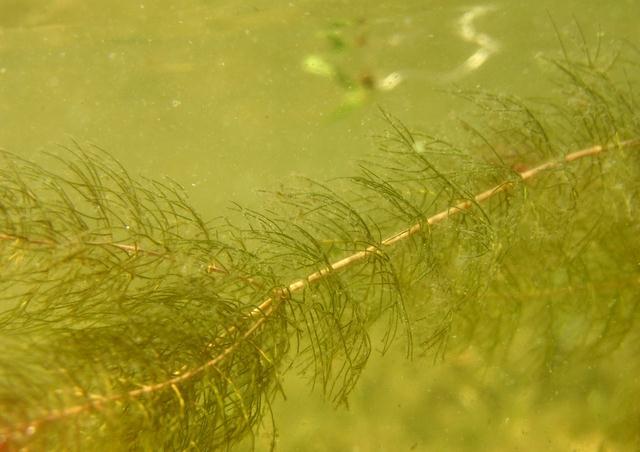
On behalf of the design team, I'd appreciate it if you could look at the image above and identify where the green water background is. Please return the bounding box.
[1,1,639,450]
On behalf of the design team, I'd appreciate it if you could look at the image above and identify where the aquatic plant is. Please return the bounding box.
[1,33,639,450]
[302,7,501,118]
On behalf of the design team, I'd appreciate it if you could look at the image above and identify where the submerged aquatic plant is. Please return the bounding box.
[1,34,639,450]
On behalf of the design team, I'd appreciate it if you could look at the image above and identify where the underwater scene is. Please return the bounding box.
[1,1,639,451]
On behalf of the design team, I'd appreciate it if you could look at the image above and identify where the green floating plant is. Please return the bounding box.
[1,35,639,451]
[302,17,393,118]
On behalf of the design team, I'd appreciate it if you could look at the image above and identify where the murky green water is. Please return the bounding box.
[2,1,638,450]
[3,0,637,217]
